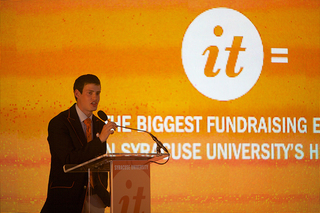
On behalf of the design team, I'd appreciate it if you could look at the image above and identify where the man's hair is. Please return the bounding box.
[73,74,100,100]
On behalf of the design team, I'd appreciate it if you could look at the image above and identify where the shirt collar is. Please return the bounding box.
[75,104,93,122]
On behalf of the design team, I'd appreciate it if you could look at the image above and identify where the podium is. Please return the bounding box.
[64,153,169,213]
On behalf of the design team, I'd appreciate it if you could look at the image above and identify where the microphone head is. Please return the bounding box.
[97,110,108,122]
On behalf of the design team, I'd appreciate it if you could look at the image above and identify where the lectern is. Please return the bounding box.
[64,153,169,213]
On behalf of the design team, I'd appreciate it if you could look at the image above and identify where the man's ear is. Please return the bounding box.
[74,89,80,99]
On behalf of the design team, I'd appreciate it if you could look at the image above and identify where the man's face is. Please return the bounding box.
[75,83,101,117]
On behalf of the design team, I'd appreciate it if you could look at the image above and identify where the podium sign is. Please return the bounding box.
[111,160,150,213]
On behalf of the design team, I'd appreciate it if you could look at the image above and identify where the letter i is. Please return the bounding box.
[203,25,223,77]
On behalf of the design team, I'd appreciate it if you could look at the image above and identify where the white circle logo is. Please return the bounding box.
[182,8,263,101]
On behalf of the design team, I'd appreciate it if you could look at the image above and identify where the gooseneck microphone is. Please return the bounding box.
[97,110,108,122]
[97,110,169,155]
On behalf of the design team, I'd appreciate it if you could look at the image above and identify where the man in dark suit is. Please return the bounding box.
[41,74,117,213]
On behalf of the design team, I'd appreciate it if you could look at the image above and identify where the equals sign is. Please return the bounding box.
[271,48,288,63]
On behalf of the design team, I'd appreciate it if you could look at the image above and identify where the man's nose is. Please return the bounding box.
[92,94,98,101]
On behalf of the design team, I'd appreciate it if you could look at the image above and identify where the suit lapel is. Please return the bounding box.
[67,104,86,146]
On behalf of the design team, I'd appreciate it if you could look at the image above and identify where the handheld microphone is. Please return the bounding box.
[97,110,108,122]
[98,110,115,132]
[97,110,169,154]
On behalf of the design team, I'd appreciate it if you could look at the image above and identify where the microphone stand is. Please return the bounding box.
[113,125,170,165]
[96,110,170,165]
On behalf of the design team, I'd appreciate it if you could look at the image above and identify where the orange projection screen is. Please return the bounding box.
[0,0,319,212]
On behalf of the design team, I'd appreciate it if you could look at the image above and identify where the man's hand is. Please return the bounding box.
[98,121,117,142]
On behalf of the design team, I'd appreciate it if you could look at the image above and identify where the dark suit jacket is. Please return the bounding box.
[41,104,109,213]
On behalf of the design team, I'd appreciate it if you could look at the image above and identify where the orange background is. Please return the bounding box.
[0,0,319,212]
